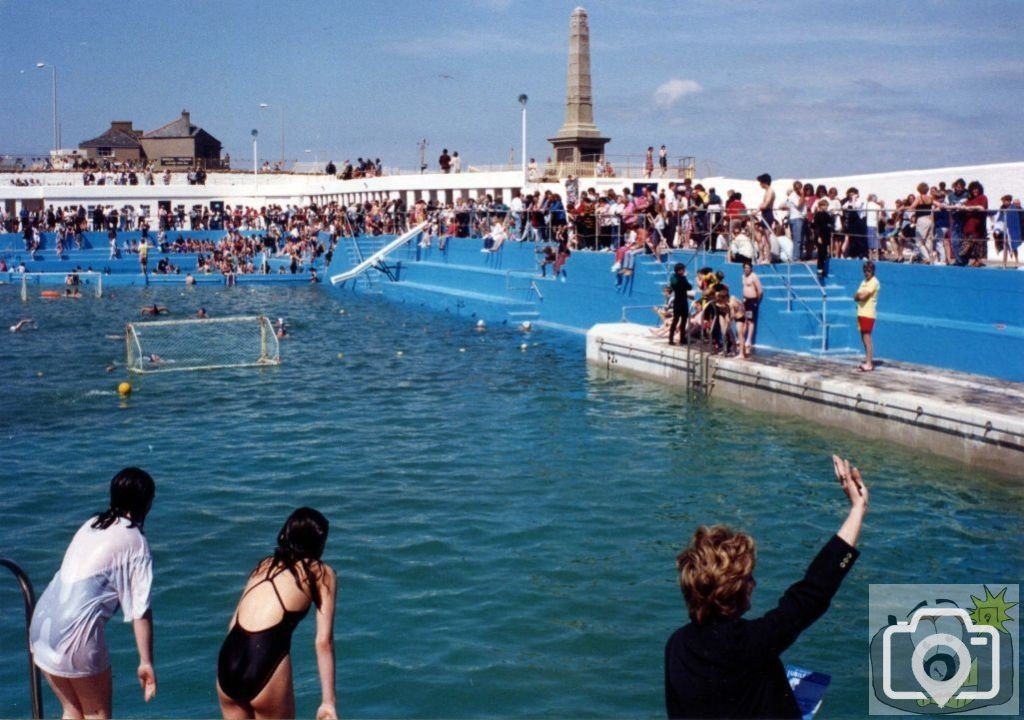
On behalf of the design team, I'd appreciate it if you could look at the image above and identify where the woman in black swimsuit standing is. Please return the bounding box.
[217,508,337,719]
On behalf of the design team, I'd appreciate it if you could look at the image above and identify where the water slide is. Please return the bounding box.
[329,222,428,286]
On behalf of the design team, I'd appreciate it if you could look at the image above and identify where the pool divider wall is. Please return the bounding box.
[586,322,1024,477]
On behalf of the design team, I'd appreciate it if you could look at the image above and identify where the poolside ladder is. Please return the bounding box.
[0,558,44,719]
[685,333,712,399]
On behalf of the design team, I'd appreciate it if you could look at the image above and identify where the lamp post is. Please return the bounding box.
[36,62,59,154]
[518,94,528,185]
[258,103,284,165]
[417,138,428,174]
[251,129,258,175]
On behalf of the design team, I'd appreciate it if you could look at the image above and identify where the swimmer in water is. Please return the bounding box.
[275,318,288,339]
[140,304,168,316]
[144,354,161,365]
[10,318,36,332]
[196,307,208,319]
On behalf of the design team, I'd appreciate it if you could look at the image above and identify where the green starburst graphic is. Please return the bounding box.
[969,585,1018,634]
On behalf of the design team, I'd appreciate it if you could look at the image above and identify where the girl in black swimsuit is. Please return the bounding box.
[217,508,338,720]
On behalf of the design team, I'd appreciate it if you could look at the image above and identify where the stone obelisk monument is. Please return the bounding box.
[548,7,609,170]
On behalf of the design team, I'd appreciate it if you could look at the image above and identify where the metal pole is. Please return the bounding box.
[51,65,58,152]
[253,138,258,175]
[821,293,828,353]
[280,107,284,165]
[36,63,58,154]
[518,94,528,187]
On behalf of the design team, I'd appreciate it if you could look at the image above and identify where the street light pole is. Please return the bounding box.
[36,63,58,154]
[260,103,285,166]
[251,129,259,175]
[518,94,528,186]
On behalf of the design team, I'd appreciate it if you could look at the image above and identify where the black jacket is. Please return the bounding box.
[665,535,859,718]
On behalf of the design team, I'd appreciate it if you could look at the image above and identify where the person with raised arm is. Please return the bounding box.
[217,508,338,720]
[30,468,158,718]
[665,455,867,719]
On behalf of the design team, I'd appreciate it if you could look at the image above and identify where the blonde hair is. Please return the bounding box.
[676,525,756,624]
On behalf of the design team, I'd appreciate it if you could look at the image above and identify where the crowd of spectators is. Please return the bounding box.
[3,173,1020,276]
[338,158,383,180]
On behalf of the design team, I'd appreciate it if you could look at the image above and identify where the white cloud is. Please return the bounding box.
[653,79,702,108]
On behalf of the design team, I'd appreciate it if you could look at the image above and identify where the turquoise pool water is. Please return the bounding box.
[1,283,1020,718]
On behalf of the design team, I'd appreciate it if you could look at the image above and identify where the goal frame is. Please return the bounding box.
[125,314,281,374]
[20,271,103,301]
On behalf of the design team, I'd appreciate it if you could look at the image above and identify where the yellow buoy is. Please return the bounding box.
[118,382,132,396]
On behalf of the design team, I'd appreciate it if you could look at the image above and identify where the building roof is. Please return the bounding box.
[144,110,200,139]
[79,127,142,150]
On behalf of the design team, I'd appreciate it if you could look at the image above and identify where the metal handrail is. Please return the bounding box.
[1,558,44,719]
[619,304,656,323]
[765,261,829,353]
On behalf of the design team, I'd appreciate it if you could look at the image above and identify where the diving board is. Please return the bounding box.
[329,222,427,286]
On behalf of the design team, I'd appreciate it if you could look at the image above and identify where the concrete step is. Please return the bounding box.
[396,281,533,307]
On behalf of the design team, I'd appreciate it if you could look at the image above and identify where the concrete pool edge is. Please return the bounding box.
[587,323,1024,478]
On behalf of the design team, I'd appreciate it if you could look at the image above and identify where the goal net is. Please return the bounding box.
[125,315,281,374]
[21,271,103,301]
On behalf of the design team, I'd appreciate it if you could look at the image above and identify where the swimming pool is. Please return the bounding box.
[1,283,1020,717]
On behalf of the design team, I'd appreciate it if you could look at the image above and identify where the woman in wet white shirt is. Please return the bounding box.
[30,468,157,718]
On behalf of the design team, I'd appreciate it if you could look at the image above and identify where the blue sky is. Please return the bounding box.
[2,0,1021,177]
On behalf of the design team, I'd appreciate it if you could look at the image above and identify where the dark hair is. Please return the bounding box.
[269,507,330,606]
[756,173,771,185]
[92,467,155,531]
[968,180,984,194]
[674,262,685,272]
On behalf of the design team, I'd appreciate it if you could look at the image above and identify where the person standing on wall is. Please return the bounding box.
[740,261,762,358]
[853,260,880,372]
[667,262,693,346]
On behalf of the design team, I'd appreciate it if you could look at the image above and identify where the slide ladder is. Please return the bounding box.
[330,222,427,286]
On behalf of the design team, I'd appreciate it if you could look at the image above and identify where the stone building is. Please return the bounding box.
[140,110,223,169]
[78,110,223,168]
[78,121,144,163]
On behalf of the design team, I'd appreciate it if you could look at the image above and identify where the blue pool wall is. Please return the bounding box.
[325,234,1024,382]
